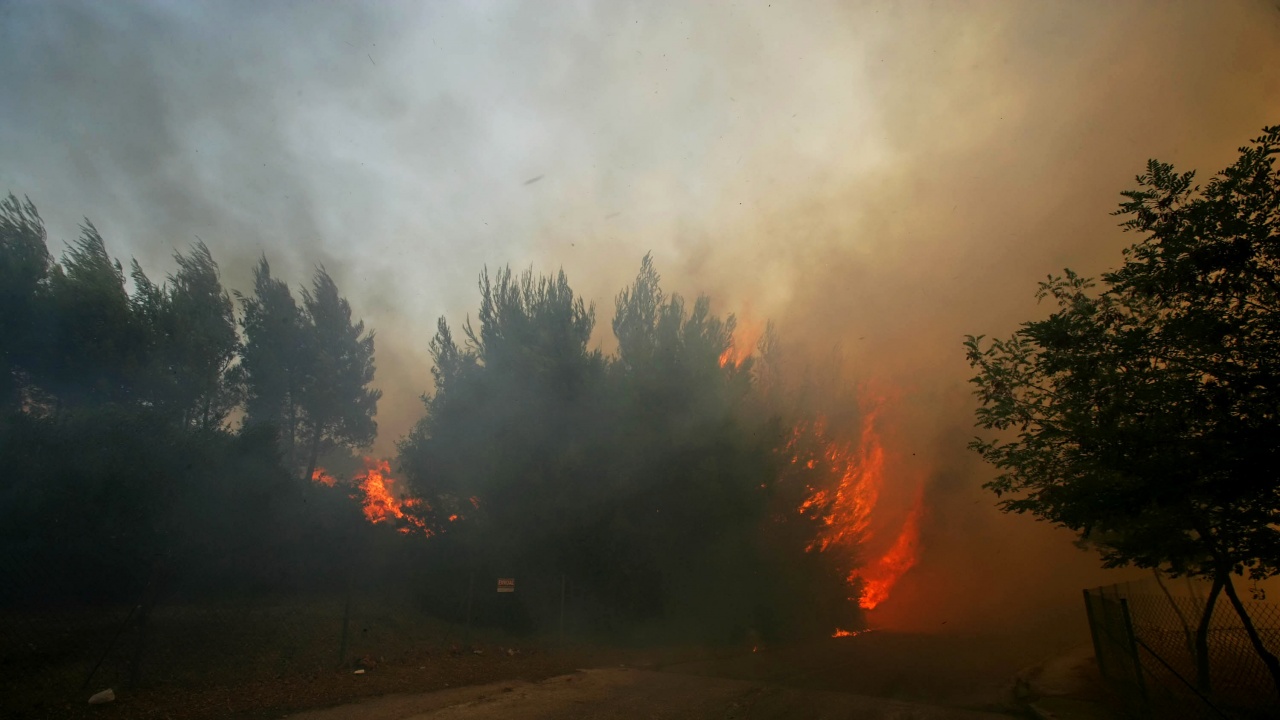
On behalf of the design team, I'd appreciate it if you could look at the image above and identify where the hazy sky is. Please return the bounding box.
[4,0,1279,625]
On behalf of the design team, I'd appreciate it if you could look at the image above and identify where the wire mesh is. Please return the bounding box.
[1084,579,1280,719]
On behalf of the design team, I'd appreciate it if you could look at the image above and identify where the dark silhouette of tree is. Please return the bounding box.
[402,266,602,556]
[42,221,143,409]
[0,194,52,411]
[297,267,381,486]
[965,125,1280,695]
[400,260,814,640]
[131,243,240,430]
[1,192,859,647]
[238,257,308,471]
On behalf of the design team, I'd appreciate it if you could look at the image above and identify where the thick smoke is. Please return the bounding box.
[3,0,1278,631]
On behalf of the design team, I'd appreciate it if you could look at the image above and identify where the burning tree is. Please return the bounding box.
[399,260,832,639]
[966,125,1280,695]
[781,397,925,618]
[399,256,923,640]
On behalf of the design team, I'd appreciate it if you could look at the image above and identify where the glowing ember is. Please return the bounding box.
[311,467,337,487]
[850,494,923,609]
[831,628,861,638]
[355,457,434,537]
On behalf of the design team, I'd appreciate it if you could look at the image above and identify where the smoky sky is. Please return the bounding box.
[4,0,1279,626]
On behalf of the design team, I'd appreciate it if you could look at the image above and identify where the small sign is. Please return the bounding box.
[497,578,515,593]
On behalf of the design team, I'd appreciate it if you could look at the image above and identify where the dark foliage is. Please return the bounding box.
[966,125,1280,694]
[399,256,852,642]
[1,204,856,648]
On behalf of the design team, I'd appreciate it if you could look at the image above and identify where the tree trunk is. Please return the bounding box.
[1195,574,1224,693]
[286,391,298,474]
[1222,573,1280,697]
[302,424,323,485]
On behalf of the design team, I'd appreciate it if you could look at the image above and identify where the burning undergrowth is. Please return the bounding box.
[351,257,927,639]
[780,393,927,621]
[311,457,457,538]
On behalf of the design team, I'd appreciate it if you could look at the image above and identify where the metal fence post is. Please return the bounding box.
[1083,588,1109,679]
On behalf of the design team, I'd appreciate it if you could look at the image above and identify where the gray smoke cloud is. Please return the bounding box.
[3,0,1278,628]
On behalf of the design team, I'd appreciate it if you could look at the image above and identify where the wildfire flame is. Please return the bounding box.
[795,399,924,616]
[849,494,923,609]
[311,458,437,537]
[796,410,884,553]
[356,457,434,536]
[718,315,765,368]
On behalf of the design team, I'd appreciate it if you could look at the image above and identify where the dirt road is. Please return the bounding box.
[288,667,1014,720]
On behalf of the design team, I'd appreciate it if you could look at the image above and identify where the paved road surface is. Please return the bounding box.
[289,668,1015,720]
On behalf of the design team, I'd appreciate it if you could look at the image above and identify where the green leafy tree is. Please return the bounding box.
[965,126,1280,695]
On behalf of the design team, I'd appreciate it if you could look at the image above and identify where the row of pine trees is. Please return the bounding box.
[0,193,383,606]
[1,192,863,643]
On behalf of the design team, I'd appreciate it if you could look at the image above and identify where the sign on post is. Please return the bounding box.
[497,578,515,593]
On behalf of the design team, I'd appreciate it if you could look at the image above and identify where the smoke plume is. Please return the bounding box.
[3,0,1278,630]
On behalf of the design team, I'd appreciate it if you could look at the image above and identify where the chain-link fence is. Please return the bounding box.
[1084,579,1280,719]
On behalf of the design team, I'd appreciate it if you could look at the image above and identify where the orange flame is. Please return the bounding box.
[831,628,861,638]
[797,408,884,553]
[355,457,434,537]
[718,346,737,368]
[311,467,337,487]
[794,397,924,618]
[850,494,923,610]
[718,315,765,368]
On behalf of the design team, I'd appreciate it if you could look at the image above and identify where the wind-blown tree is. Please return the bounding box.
[41,222,143,409]
[238,257,308,469]
[131,243,240,430]
[965,125,1280,695]
[0,194,52,411]
[297,268,381,485]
